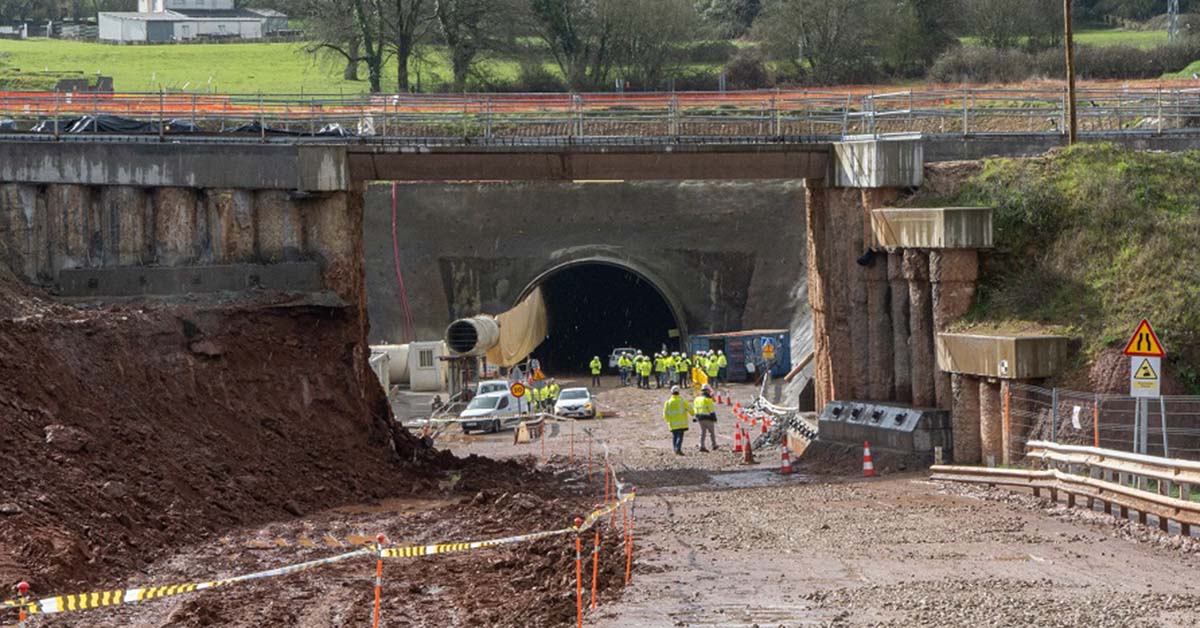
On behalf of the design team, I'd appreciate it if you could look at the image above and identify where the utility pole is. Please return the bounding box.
[1064,0,1078,145]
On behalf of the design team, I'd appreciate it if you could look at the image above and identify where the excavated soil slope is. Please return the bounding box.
[0,275,437,591]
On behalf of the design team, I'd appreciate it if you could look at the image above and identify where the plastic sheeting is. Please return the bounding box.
[485,287,548,368]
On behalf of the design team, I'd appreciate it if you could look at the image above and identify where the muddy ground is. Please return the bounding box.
[7,368,1200,627]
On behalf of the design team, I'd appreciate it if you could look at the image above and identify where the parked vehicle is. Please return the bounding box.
[554,387,596,419]
[459,391,524,433]
[475,379,510,397]
[608,347,637,369]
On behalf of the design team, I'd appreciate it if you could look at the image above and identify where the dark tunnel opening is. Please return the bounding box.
[529,264,682,374]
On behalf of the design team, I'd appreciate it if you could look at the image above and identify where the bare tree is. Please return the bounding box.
[529,0,620,90]
[434,0,517,91]
[755,0,877,84]
[609,0,698,89]
[384,0,430,92]
[300,0,388,92]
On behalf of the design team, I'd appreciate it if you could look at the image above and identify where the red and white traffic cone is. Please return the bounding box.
[732,426,743,453]
[725,396,732,407]
[780,441,793,474]
[863,441,876,477]
[742,427,755,464]
[761,417,769,435]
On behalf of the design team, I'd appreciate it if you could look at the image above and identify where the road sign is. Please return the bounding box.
[510,382,527,398]
[761,338,776,360]
[1123,319,1165,357]
[1130,356,1161,398]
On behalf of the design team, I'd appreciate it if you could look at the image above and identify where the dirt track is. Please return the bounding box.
[8,373,1200,627]
[454,377,1200,627]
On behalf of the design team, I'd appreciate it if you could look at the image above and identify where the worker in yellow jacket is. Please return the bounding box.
[663,385,693,456]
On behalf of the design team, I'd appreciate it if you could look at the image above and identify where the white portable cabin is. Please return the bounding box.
[370,344,411,385]
[408,341,448,392]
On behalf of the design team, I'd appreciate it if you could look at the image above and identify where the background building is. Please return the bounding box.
[99,0,286,43]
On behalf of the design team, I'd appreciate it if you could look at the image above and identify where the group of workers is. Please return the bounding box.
[663,383,720,455]
[590,350,728,390]
[525,379,561,411]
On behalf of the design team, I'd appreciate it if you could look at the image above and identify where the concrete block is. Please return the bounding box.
[833,138,923,188]
[937,332,1072,380]
[872,207,993,249]
[298,146,350,192]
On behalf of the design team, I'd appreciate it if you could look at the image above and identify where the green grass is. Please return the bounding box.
[960,28,1169,50]
[0,38,523,93]
[930,144,1200,392]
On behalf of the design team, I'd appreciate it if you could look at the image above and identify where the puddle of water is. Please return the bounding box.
[706,469,812,489]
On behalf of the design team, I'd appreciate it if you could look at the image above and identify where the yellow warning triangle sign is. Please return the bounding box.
[1134,359,1158,380]
[1122,319,1165,357]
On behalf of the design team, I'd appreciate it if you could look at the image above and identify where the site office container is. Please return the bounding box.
[408,341,448,392]
[689,329,791,382]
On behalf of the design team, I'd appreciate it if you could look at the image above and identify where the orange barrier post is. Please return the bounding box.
[604,461,612,504]
[17,581,29,628]
[574,518,584,628]
[625,493,636,585]
[372,534,386,628]
[1093,396,1100,447]
[590,510,601,610]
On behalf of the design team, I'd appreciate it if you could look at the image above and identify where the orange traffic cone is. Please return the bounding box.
[742,427,755,464]
[725,396,732,407]
[863,441,876,477]
[780,441,793,474]
[761,418,768,435]
[733,427,743,453]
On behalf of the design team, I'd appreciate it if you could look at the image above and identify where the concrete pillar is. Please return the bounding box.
[152,188,198,266]
[979,379,1003,465]
[205,189,255,264]
[865,254,893,401]
[903,250,935,407]
[255,190,304,262]
[99,186,152,267]
[861,188,898,402]
[951,374,982,464]
[303,190,359,303]
[887,250,911,403]
[47,184,93,271]
[930,250,979,410]
[805,181,834,411]
[0,184,43,282]
[846,199,869,401]
[827,188,859,402]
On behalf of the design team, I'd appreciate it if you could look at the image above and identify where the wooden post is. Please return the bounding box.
[1064,0,1078,144]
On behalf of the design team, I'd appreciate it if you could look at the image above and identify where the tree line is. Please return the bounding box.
[1,0,1195,90]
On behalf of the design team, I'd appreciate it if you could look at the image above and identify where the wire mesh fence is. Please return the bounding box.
[3,86,1200,142]
[1008,383,1200,462]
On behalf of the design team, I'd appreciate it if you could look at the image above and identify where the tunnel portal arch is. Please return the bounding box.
[517,256,690,373]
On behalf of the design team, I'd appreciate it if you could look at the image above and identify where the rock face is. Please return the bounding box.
[44,424,91,453]
[951,375,982,464]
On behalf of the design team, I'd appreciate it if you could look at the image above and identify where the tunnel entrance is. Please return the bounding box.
[526,263,683,374]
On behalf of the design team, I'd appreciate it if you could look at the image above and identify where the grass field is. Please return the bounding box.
[961,28,1170,49]
[0,38,523,93]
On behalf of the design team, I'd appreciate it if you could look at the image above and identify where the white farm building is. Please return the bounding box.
[99,0,286,43]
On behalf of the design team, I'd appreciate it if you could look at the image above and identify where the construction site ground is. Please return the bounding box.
[445,377,1200,627]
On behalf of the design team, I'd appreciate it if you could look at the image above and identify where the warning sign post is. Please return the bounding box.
[1123,320,1165,398]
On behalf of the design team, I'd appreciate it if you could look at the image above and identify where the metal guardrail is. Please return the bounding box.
[3,86,1200,142]
[931,440,1200,536]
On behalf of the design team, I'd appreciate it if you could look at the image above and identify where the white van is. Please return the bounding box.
[459,391,526,433]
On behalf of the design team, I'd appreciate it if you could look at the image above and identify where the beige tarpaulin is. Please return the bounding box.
[485,287,549,367]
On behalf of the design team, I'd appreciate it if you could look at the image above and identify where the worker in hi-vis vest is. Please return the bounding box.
[716,350,728,385]
[590,356,603,387]
[693,384,718,452]
[705,352,720,390]
[663,385,693,456]
[654,353,667,389]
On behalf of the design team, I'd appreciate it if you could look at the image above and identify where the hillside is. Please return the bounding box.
[908,144,1200,393]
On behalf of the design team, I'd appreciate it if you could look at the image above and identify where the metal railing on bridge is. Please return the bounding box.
[4,86,1200,143]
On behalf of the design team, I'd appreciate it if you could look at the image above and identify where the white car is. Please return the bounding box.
[459,391,525,433]
[475,379,510,397]
[554,387,596,419]
[608,347,637,369]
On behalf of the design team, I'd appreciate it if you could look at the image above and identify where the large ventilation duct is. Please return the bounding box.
[445,316,502,356]
[443,287,548,366]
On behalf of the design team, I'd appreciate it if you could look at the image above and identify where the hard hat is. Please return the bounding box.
[671,385,680,394]
[718,350,724,354]
[702,383,712,392]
